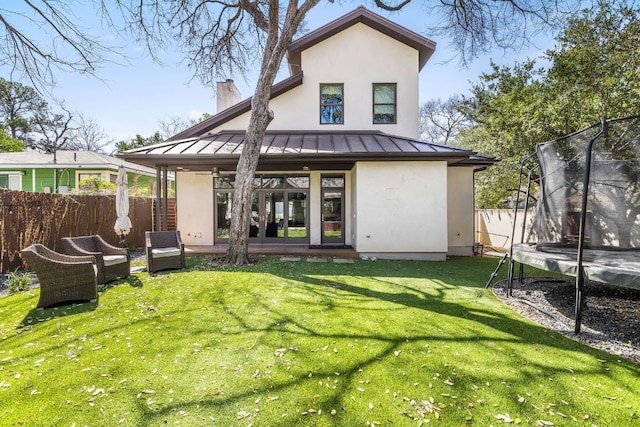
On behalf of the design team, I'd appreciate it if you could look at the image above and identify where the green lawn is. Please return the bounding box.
[0,256,638,426]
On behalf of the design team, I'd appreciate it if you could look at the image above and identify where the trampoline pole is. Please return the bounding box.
[518,170,533,283]
[574,119,606,334]
[507,153,536,297]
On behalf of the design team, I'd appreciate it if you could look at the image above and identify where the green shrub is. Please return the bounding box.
[7,268,32,293]
[76,176,116,194]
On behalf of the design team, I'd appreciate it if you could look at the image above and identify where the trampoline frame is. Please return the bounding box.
[507,118,640,333]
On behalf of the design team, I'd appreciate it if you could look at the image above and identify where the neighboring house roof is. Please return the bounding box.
[0,150,159,176]
[121,131,495,171]
[287,6,436,74]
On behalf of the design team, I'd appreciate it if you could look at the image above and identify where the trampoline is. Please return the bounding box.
[507,116,640,333]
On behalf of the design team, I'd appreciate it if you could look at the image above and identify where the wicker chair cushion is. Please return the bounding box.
[103,254,128,266]
[151,247,183,258]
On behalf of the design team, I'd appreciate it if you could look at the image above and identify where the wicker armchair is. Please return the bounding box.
[20,244,98,309]
[61,235,130,285]
[145,231,186,273]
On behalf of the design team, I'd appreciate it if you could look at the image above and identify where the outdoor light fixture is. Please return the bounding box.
[212,167,220,178]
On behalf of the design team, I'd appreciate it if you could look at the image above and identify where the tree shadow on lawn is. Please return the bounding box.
[99,274,144,293]
[19,300,98,327]
[133,270,639,426]
[17,275,143,327]
[6,258,638,426]
[185,256,630,360]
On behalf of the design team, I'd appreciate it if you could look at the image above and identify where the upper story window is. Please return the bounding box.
[373,83,396,124]
[320,84,344,124]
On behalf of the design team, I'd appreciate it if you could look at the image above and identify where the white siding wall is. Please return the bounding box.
[447,167,475,256]
[214,24,420,137]
[353,161,448,259]
[176,172,214,245]
[309,171,322,245]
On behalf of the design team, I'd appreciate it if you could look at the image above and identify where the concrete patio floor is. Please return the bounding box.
[185,245,359,258]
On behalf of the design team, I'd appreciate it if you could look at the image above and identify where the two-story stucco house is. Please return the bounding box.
[120,7,494,260]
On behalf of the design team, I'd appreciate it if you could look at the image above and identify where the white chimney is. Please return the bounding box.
[216,79,241,113]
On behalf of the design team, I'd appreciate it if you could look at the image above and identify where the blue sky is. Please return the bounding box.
[5,2,556,145]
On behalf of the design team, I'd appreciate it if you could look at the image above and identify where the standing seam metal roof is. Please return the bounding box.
[124,131,476,157]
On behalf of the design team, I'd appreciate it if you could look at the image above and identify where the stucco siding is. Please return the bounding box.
[353,161,448,255]
[447,167,475,256]
[176,172,214,245]
[212,24,419,138]
[350,164,358,248]
[309,171,322,245]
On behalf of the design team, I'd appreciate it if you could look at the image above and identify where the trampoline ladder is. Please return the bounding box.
[485,253,509,288]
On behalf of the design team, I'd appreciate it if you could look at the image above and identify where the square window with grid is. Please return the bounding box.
[373,83,396,124]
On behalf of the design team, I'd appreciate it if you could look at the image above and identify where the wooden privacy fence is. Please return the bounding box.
[0,190,154,273]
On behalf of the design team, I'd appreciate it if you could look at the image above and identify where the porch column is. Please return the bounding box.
[162,165,168,231]
[155,167,162,231]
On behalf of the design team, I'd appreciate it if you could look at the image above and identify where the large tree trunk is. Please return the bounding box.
[225,0,321,264]
[225,29,281,264]
[225,85,273,264]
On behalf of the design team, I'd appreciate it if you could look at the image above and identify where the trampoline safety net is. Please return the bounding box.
[533,116,640,250]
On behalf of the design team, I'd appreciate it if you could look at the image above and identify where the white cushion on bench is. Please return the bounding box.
[151,247,182,258]
[103,254,128,266]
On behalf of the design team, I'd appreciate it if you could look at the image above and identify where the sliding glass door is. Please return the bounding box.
[321,175,345,245]
[215,175,309,244]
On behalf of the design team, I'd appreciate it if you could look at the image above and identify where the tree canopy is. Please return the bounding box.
[115,132,163,152]
[0,126,24,152]
[457,1,640,208]
[0,78,47,144]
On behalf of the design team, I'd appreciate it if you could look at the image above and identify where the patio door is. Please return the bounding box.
[321,174,345,245]
[250,192,284,243]
[214,175,309,245]
[249,190,309,244]
[322,189,344,244]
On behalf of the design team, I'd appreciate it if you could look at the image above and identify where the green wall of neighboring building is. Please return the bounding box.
[29,168,58,192]
[0,167,171,194]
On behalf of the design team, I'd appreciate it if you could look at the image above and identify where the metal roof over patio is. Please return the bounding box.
[119,130,495,172]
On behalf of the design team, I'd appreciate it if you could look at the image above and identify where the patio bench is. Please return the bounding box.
[62,235,130,285]
[145,230,186,273]
[20,244,98,309]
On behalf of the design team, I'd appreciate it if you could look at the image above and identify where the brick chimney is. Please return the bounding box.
[216,79,241,113]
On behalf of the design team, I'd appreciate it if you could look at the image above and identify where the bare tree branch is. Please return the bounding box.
[431,0,582,66]
[68,113,114,153]
[419,95,471,143]
[374,0,412,12]
[29,104,75,154]
[0,1,121,92]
